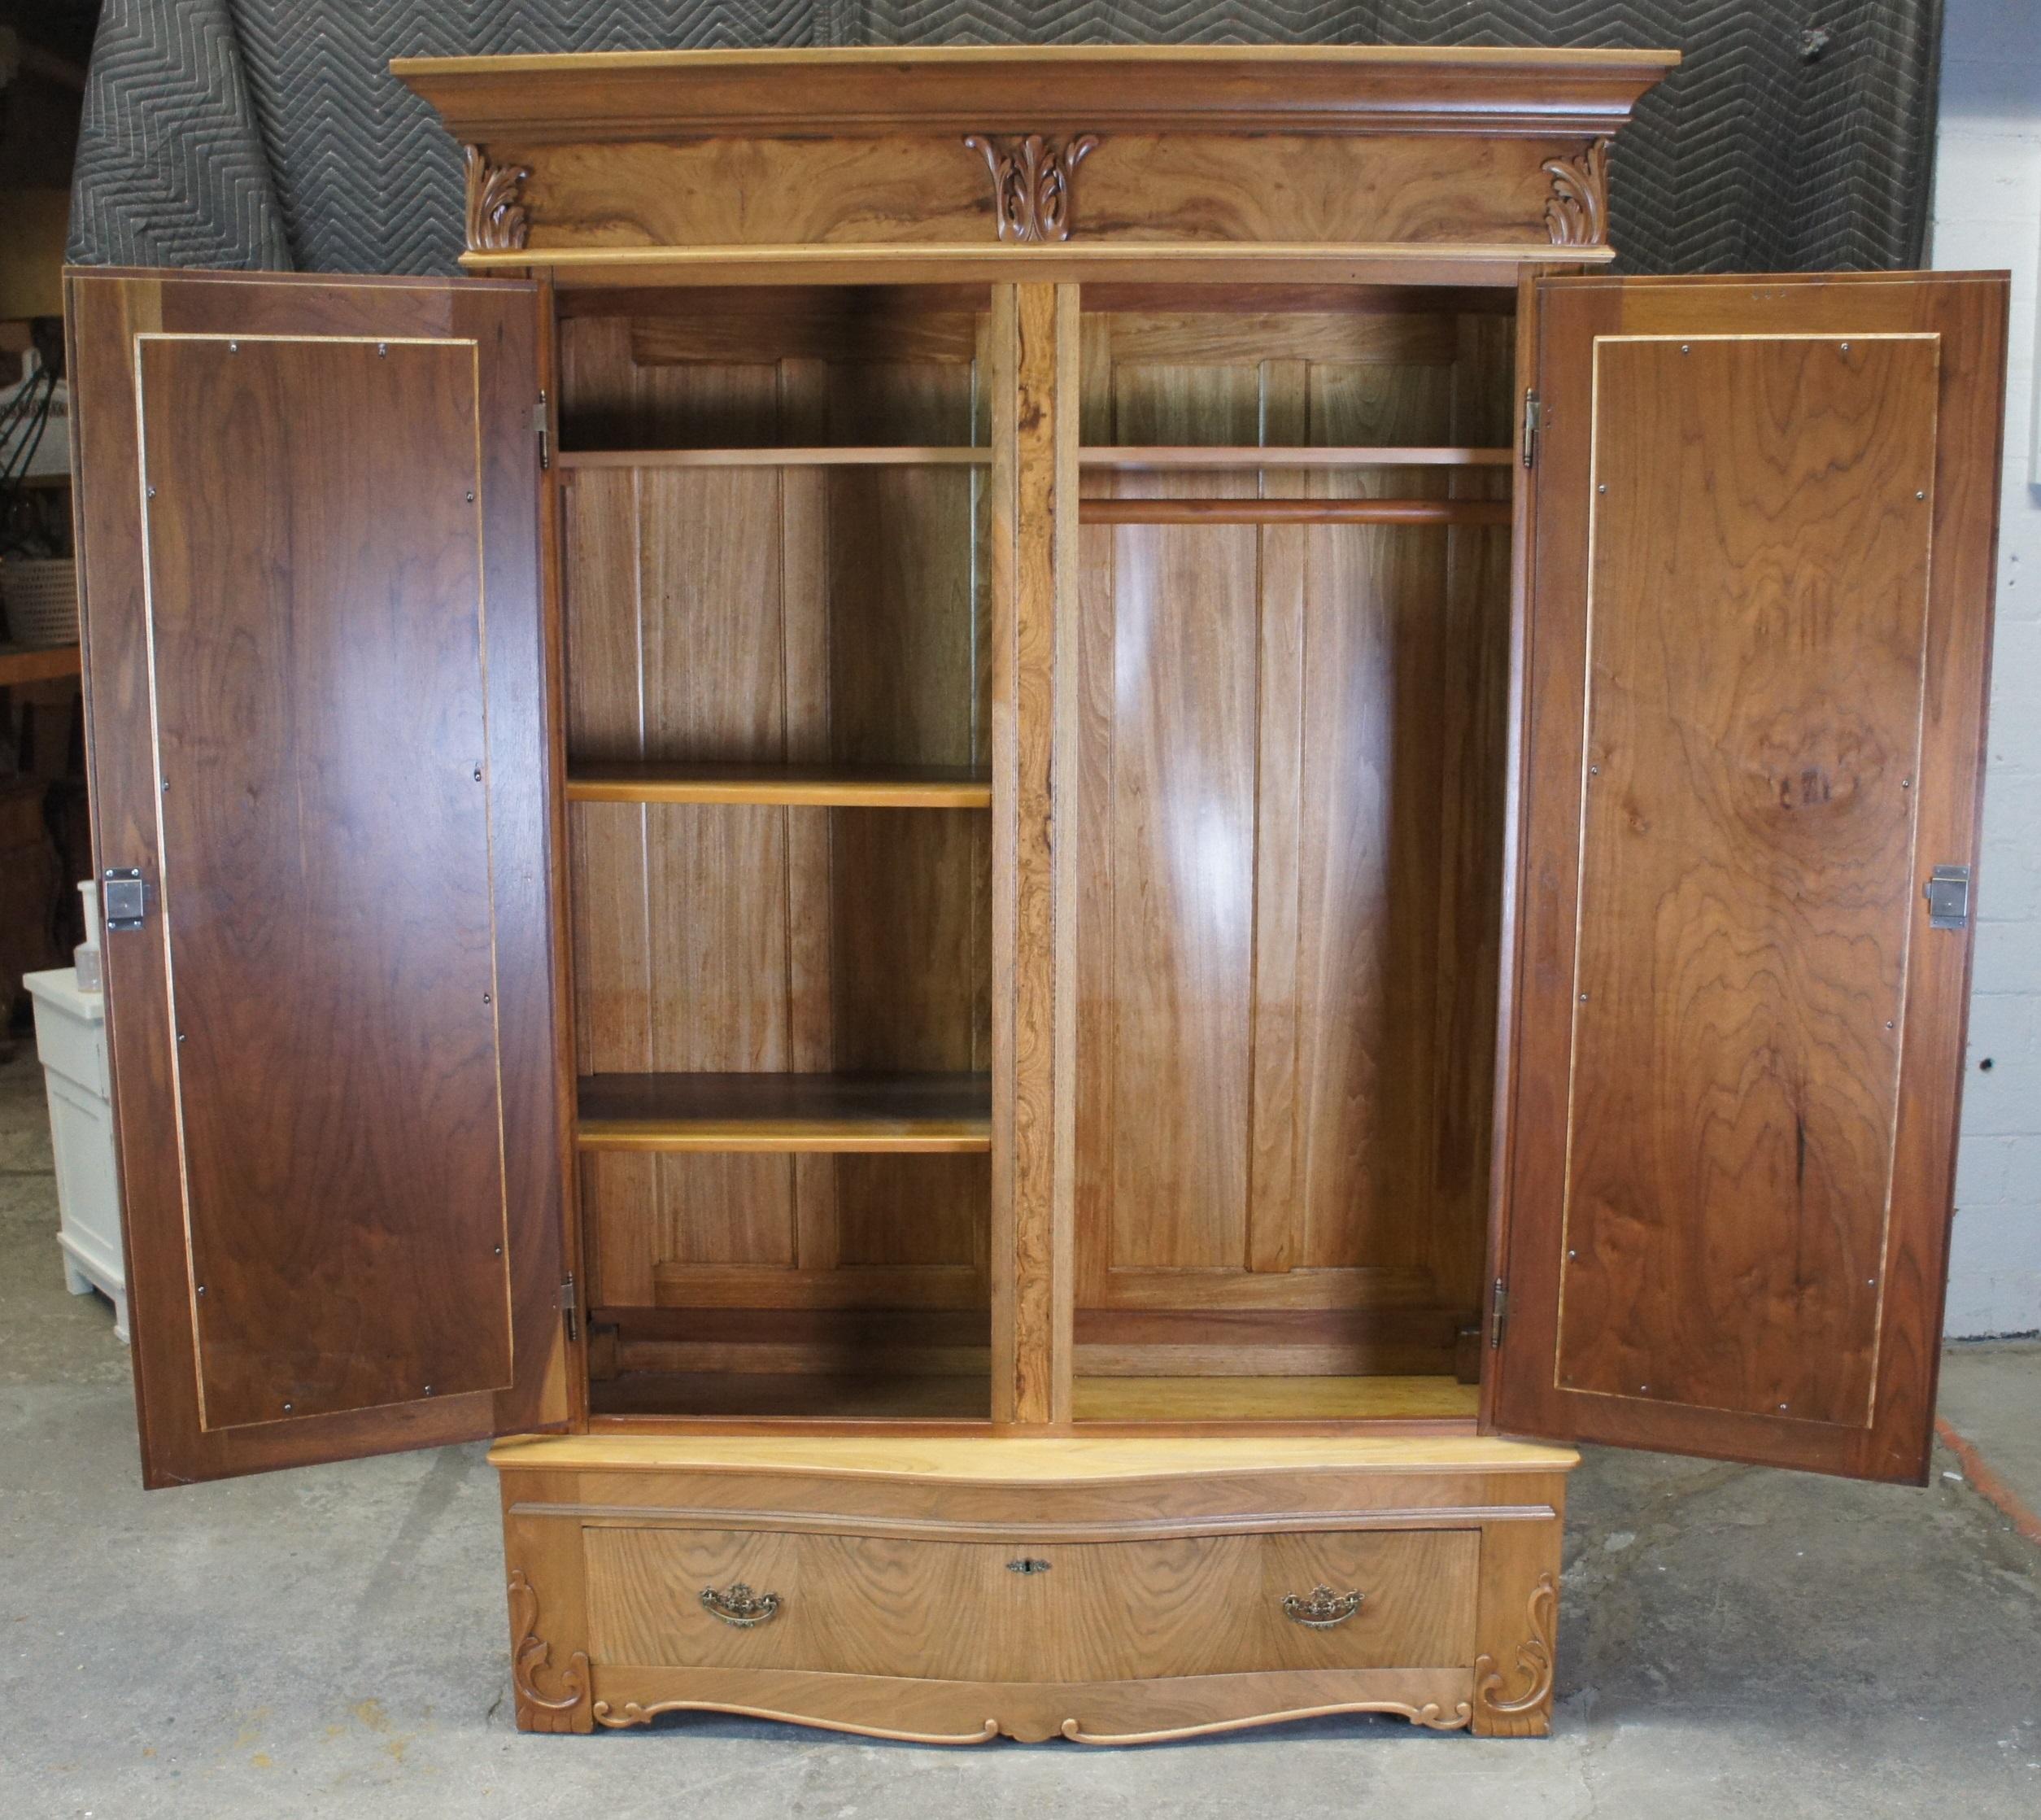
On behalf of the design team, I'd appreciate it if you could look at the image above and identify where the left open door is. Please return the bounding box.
[65,269,570,1486]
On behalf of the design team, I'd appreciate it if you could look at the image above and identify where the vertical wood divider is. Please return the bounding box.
[990,282,1079,1426]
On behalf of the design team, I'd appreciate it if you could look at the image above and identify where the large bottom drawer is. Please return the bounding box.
[584,1525,1478,1680]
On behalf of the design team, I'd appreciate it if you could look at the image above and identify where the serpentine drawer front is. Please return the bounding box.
[582,1525,1479,1680]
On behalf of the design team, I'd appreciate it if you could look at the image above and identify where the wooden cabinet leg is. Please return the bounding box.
[504,1505,593,1735]
[1469,1517,1562,1738]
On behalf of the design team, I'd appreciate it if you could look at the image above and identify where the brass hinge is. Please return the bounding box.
[1521,391,1542,469]
[1489,1277,1509,1349]
[534,391,550,470]
[561,1272,578,1342]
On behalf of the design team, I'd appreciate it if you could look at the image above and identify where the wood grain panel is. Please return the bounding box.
[1496,274,2008,1483]
[1074,307,1510,1344]
[988,283,1079,1426]
[1560,334,1936,1424]
[138,334,509,1429]
[491,130,1562,254]
[581,1524,1476,1682]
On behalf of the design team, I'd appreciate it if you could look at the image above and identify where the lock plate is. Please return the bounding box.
[1925,866,1971,931]
[103,868,146,932]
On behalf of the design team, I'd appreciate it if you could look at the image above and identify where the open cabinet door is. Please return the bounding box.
[1490,273,2007,1484]
[65,269,570,1486]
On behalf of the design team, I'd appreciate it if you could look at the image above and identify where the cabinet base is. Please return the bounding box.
[587,1665,1476,1744]
[494,1433,1574,1744]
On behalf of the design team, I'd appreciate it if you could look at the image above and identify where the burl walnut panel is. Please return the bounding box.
[506,133,1565,252]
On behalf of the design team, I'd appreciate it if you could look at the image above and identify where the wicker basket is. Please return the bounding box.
[0,559,80,649]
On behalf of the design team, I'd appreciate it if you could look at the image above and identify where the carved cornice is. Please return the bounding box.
[964,133,1098,242]
[464,144,532,253]
[508,1568,589,1722]
[1542,140,1609,247]
[1473,1572,1558,1718]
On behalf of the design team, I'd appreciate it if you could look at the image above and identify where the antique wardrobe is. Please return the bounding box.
[63,46,2006,1744]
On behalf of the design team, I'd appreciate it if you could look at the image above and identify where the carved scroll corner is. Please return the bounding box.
[1473,1570,1558,1721]
[962,130,1100,243]
[507,1565,590,1730]
[1542,138,1610,248]
[464,143,533,254]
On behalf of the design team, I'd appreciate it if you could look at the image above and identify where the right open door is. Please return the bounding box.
[1490,273,2008,1483]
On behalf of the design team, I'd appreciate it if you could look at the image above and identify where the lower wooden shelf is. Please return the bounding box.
[1075,1376,1480,1422]
[591,1371,992,1421]
[578,1071,992,1153]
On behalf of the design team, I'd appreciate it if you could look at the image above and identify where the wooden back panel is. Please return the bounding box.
[556,300,992,1327]
[1494,274,2008,1482]
[1071,299,1514,1369]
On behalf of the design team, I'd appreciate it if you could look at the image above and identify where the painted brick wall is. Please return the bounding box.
[1935,0,2041,1335]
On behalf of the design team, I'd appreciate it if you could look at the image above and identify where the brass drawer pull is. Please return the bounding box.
[700,1582,782,1628]
[1283,1583,1365,1630]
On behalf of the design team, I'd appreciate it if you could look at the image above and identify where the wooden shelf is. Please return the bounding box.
[1081,497,1511,527]
[567,762,991,809]
[591,1372,990,1421]
[557,446,988,470]
[1081,446,1513,469]
[578,1071,992,1153]
[1074,1376,1481,1422]
[0,644,81,687]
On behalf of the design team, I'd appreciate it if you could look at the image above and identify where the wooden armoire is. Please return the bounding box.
[63,46,2007,1744]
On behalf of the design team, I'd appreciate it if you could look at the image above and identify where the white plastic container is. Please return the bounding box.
[24,968,125,1342]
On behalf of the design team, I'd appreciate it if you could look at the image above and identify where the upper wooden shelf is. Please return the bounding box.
[567,762,991,809]
[578,1072,992,1154]
[0,644,81,687]
[1081,497,1511,527]
[558,447,988,471]
[1082,447,1514,469]
[395,44,1680,141]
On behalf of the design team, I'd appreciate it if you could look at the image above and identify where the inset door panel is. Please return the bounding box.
[1494,274,2008,1482]
[137,332,510,1428]
[1557,332,1937,1425]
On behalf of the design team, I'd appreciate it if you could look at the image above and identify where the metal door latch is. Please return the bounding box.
[103,868,146,931]
[1925,866,1972,930]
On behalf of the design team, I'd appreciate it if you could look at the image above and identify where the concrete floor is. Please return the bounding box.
[2,1049,2036,1820]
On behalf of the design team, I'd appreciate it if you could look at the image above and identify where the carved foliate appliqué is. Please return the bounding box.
[964,133,1100,242]
[464,145,532,253]
[1543,140,1610,247]
[1474,1571,1558,1720]
[508,1567,589,1726]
